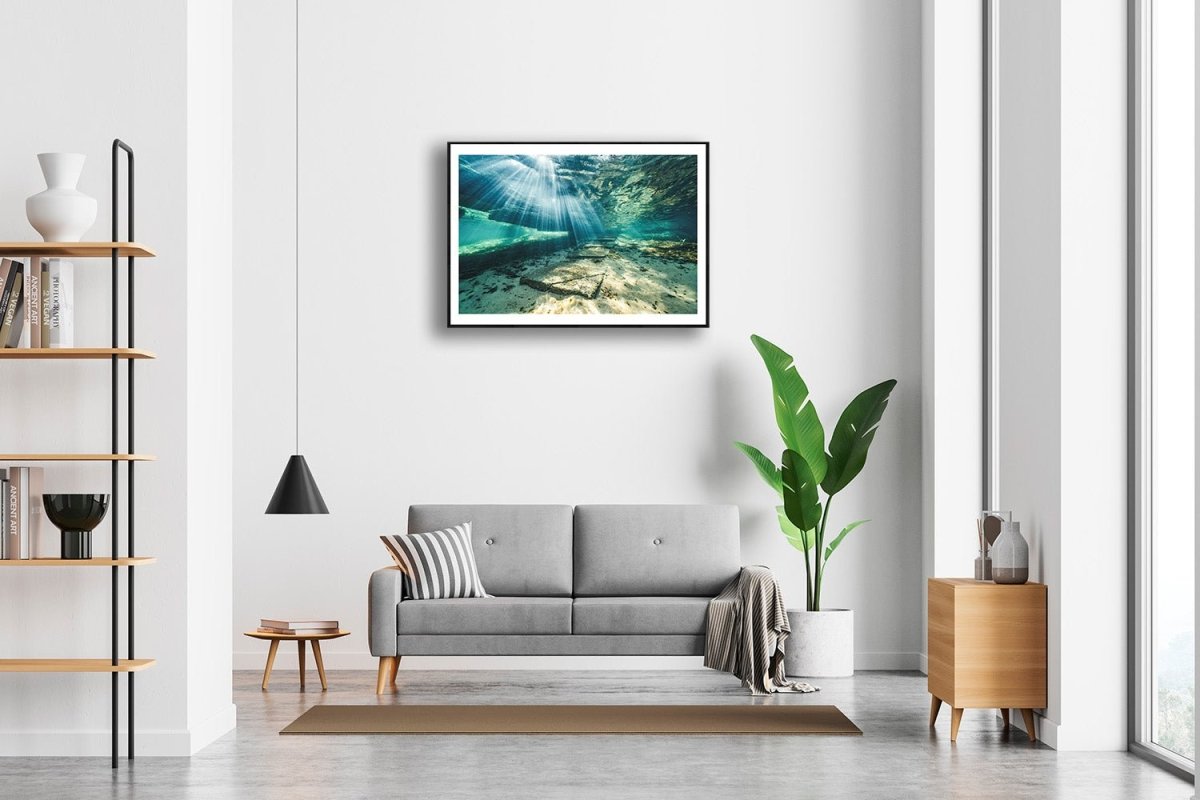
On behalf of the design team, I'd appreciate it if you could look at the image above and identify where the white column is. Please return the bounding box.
[185,0,236,753]
[920,0,985,674]
[1057,0,1128,752]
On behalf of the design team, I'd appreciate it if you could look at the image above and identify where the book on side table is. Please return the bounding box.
[258,618,339,635]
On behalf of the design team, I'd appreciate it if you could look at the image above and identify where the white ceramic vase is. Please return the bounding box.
[784,608,854,677]
[26,153,97,242]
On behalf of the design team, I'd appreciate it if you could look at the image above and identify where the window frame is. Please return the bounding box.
[1129,0,1196,780]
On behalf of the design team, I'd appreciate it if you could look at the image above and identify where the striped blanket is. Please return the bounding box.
[704,566,818,695]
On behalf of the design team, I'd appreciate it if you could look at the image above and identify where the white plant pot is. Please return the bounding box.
[26,153,97,242]
[784,608,854,677]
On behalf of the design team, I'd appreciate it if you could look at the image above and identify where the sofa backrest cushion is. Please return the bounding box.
[573,505,741,597]
[408,505,573,597]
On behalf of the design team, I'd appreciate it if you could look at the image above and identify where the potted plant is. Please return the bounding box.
[735,334,896,677]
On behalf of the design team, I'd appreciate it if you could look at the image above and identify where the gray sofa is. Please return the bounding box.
[369,504,740,692]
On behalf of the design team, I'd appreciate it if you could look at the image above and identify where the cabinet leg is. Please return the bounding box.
[389,655,400,687]
[298,640,306,690]
[1001,708,1010,730]
[1020,708,1037,742]
[377,656,397,694]
[929,695,943,727]
[950,707,964,741]
[312,640,328,691]
[261,639,280,690]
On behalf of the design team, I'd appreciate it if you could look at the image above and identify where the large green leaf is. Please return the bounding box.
[782,448,823,534]
[777,505,814,552]
[734,441,782,497]
[751,335,827,483]
[821,379,897,496]
[823,519,869,561]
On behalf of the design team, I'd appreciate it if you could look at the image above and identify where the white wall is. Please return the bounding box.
[233,0,926,671]
[995,0,1063,736]
[0,0,234,756]
[994,0,1127,750]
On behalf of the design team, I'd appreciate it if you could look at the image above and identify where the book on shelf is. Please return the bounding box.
[0,260,15,346]
[18,259,41,348]
[0,471,7,560]
[5,467,45,559]
[259,619,339,632]
[47,259,74,348]
[39,259,50,346]
[0,259,23,347]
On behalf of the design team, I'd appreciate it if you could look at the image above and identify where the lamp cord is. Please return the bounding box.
[294,0,300,456]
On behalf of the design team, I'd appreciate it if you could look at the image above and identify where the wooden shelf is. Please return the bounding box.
[0,348,156,360]
[0,658,155,673]
[0,242,155,258]
[0,557,155,567]
[0,453,156,462]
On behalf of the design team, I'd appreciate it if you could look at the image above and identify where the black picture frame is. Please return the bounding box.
[447,141,710,328]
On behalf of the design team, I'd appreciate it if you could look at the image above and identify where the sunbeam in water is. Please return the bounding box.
[455,152,700,317]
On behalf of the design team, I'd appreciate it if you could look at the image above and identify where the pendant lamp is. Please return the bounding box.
[266,0,328,515]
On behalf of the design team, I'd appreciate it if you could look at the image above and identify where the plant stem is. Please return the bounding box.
[813,496,832,611]
[801,526,814,610]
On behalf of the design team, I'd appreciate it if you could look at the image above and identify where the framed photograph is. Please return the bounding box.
[448,142,709,327]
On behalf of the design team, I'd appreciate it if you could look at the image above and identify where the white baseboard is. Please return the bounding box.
[235,650,925,672]
[234,650,708,671]
[1030,711,1057,749]
[918,652,929,675]
[0,703,237,757]
[854,651,924,670]
[188,703,237,755]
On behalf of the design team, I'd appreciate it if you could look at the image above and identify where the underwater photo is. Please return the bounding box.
[448,143,708,327]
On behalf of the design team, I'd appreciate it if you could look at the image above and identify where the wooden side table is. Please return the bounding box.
[927,579,1047,742]
[244,630,350,691]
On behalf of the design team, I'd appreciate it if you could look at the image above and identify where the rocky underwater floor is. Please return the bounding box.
[458,237,698,316]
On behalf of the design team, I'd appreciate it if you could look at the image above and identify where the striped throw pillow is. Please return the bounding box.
[380,523,490,600]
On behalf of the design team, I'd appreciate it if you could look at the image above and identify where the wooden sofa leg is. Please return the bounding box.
[389,655,401,688]
[376,657,397,694]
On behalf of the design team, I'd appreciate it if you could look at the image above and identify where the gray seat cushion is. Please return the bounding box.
[396,634,705,656]
[396,597,572,635]
[573,505,741,596]
[409,505,573,597]
[572,596,710,635]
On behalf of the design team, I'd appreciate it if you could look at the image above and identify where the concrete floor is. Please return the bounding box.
[0,669,1192,799]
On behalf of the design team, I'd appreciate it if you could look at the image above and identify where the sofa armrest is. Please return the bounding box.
[369,566,405,657]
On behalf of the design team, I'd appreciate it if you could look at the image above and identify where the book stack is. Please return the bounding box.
[258,618,339,635]
[0,257,74,349]
[0,467,46,559]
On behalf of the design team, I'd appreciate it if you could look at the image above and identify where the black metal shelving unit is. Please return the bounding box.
[0,139,156,769]
[111,137,138,769]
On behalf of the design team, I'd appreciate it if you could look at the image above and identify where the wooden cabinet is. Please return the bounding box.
[927,578,1047,742]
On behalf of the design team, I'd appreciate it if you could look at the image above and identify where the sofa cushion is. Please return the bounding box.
[572,597,710,635]
[573,505,741,596]
[396,597,573,635]
[396,634,705,656]
[409,505,573,597]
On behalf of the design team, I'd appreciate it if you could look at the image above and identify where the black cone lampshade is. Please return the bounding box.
[265,455,329,515]
[265,1,328,516]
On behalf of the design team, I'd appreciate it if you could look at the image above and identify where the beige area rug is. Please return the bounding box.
[280,704,862,736]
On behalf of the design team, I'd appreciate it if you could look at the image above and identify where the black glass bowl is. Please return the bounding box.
[42,494,110,532]
[42,494,110,559]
